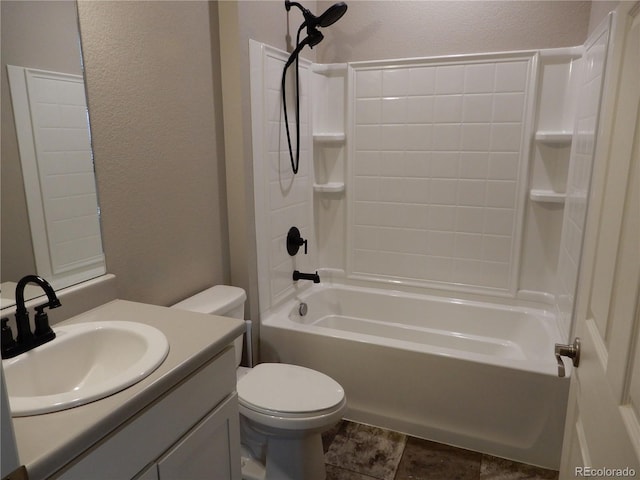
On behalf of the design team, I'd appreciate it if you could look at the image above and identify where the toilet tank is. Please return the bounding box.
[171,285,247,366]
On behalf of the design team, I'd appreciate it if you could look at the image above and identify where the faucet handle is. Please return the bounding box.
[1,318,17,358]
[34,305,55,341]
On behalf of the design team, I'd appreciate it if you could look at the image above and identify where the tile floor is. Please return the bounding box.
[322,421,559,480]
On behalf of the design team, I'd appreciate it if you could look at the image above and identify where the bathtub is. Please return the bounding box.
[260,283,569,469]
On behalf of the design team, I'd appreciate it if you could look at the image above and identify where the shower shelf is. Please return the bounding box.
[313,182,345,193]
[534,131,573,145]
[529,189,566,204]
[313,133,346,144]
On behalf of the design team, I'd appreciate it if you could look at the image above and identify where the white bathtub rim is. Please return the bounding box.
[285,282,558,328]
[305,313,544,361]
[262,282,568,377]
[291,282,562,357]
[286,279,556,318]
[263,317,569,377]
[312,270,558,311]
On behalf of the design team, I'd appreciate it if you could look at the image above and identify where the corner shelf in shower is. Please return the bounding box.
[530,130,572,205]
[534,131,573,145]
[313,133,346,144]
[529,189,566,204]
[313,182,345,193]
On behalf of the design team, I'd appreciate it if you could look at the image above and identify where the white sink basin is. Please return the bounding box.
[3,321,169,416]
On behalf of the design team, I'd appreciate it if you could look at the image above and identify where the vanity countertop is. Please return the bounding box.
[9,299,244,480]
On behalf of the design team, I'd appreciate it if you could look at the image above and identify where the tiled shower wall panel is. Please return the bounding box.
[349,55,535,293]
[251,43,316,312]
[557,19,611,336]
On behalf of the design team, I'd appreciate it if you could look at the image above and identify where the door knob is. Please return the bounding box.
[554,337,580,378]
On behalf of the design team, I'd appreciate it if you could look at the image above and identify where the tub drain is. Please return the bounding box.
[298,302,308,316]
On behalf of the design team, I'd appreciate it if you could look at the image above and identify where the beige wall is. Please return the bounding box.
[1,1,83,283]
[317,1,592,63]
[77,1,229,306]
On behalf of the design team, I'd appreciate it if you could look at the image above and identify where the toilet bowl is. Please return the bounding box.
[172,286,346,480]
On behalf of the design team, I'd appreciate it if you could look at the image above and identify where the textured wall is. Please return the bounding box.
[77,1,229,305]
[317,1,592,63]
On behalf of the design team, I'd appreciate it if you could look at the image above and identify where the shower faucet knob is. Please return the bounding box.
[287,227,308,255]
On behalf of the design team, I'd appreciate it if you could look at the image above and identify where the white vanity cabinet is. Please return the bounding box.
[135,395,239,480]
[55,347,241,480]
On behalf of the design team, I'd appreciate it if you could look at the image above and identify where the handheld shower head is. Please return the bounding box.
[285,1,348,30]
[316,2,348,27]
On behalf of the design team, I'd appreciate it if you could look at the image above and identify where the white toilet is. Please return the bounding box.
[172,285,346,480]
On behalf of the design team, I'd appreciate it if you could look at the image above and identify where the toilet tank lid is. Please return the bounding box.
[171,285,246,315]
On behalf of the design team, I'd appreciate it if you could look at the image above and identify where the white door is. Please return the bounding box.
[559,2,640,478]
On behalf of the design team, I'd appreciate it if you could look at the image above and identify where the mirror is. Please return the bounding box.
[0,0,105,308]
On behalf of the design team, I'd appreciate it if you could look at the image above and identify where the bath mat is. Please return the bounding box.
[324,421,406,480]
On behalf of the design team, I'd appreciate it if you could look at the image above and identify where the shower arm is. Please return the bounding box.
[285,1,313,29]
[285,1,306,13]
[286,0,347,30]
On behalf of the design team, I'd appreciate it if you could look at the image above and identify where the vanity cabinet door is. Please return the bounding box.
[157,394,241,480]
[56,348,237,480]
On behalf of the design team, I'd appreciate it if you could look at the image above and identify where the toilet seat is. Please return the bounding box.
[237,363,346,431]
[239,400,342,419]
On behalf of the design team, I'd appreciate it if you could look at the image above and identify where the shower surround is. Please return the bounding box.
[249,15,612,468]
[250,40,590,318]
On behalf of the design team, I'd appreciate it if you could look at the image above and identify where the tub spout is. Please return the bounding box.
[293,270,320,283]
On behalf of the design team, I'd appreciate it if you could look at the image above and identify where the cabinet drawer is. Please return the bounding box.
[55,347,236,479]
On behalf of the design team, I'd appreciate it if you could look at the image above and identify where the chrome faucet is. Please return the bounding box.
[1,275,61,359]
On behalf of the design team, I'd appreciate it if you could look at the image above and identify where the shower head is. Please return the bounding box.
[316,2,348,27]
[285,1,348,30]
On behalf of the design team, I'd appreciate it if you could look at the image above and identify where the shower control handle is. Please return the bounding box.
[554,337,580,378]
[287,227,307,255]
